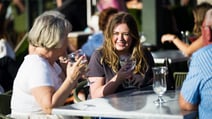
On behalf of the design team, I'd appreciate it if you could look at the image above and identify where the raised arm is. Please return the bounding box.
[161,34,204,57]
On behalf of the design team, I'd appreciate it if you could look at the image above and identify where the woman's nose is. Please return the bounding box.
[117,34,124,40]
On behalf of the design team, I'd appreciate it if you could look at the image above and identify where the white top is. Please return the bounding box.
[0,39,15,59]
[52,90,197,119]
[11,55,62,114]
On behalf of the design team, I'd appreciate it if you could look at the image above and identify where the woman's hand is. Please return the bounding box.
[66,56,88,82]
[161,34,177,43]
[131,74,145,88]
[117,64,134,82]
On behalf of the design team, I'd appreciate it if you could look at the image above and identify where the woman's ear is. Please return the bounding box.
[209,27,212,43]
[205,27,212,45]
[202,26,211,45]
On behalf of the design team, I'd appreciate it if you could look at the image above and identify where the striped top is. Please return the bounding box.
[181,44,212,119]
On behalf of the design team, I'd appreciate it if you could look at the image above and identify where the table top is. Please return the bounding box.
[52,90,197,119]
[151,50,189,64]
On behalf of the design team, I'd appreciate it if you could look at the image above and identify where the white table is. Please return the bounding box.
[151,50,189,64]
[52,90,197,119]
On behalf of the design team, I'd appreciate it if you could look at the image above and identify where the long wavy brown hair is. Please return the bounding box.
[100,12,148,75]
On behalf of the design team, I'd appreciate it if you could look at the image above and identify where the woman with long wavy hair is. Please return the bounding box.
[87,12,154,98]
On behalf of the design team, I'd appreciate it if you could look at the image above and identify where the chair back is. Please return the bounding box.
[173,72,187,90]
[64,80,89,105]
[0,90,12,116]
[73,80,89,103]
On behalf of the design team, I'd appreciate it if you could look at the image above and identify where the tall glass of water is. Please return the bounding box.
[152,66,168,105]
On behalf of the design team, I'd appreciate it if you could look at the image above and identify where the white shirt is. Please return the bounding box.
[11,54,62,114]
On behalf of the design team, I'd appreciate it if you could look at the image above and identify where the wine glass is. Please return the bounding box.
[119,58,136,88]
[68,49,93,87]
[152,66,168,105]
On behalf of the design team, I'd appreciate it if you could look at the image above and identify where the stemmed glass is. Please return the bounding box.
[152,66,168,105]
[119,57,136,88]
[68,49,93,87]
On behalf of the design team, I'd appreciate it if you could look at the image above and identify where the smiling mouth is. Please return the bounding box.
[117,41,126,45]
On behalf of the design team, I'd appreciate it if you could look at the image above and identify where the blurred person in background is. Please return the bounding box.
[179,8,212,119]
[11,10,87,118]
[0,0,18,93]
[0,39,18,93]
[81,7,118,59]
[5,0,27,47]
[85,0,127,33]
[161,2,212,57]
[97,0,126,12]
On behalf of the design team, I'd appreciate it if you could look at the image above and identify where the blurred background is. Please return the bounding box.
[1,0,212,54]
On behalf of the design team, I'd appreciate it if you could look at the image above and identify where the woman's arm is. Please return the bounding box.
[89,65,133,98]
[31,78,77,114]
[161,34,204,57]
[89,75,121,98]
[56,0,63,7]
[31,57,87,114]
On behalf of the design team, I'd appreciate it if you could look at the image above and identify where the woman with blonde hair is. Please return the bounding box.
[11,10,87,118]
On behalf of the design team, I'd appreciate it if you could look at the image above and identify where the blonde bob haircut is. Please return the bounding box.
[28,10,72,49]
[101,12,148,75]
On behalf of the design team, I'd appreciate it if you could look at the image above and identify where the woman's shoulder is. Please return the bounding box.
[89,49,103,63]
[92,49,103,56]
[23,55,51,68]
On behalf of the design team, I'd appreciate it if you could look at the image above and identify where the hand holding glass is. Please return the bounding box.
[69,49,93,87]
[68,49,87,63]
[119,58,136,88]
[152,66,168,105]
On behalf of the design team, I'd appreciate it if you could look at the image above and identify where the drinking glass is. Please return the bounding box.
[68,49,93,87]
[119,58,136,88]
[68,49,87,63]
[152,66,168,105]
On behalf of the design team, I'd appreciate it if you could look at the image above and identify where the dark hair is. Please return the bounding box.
[98,7,118,31]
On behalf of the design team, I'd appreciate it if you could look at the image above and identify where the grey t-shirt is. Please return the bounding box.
[87,48,154,93]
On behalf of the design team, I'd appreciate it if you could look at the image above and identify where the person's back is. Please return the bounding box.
[179,8,212,119]
[81,32,104,58]
[81,7,118,58]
